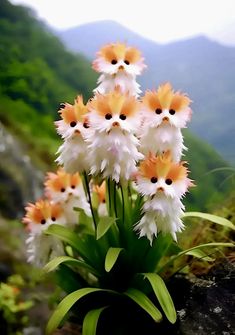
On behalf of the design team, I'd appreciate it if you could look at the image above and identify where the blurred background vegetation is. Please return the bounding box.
[0,0,234,333]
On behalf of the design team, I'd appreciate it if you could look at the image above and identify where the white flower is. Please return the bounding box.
[23,200,66,266]
[55,95,92,173]
[92,42,146,96]
[135,153,194,243]
[139,83,192,161]
[45,169,91,224]
[87,90,143,182]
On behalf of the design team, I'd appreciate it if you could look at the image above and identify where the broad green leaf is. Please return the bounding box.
[158,242,234,273]
[43,256,99,277]
[105,247,124,272]
[124,288,162,322]
[183,212,235,230]
[186,249,215,262]
[83,307,107,335]
[46,288,113,334]
[96,216,116,240]
[143,273,176,323]
[45,224,89,260]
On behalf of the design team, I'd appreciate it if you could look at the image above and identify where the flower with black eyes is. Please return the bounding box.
[105,113,112,120]
[155,108,162,114]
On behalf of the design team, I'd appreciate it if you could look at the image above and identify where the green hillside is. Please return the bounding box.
[0,0,232,216]
[0,0,97,163]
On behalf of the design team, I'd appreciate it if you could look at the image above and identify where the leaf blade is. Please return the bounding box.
[124,288,162,322]
[183,212,235,230]
[43,256,99,277]
[105,247,124,272]
[143,273,176,323]
[82,307,107,335]
[46,288,102,334]
[96,216,116,240]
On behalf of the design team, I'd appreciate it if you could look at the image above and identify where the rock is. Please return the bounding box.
[167,260,235,335]
[0,122,44,219]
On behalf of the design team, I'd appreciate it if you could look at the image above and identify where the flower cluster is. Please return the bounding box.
[23,42,193,265]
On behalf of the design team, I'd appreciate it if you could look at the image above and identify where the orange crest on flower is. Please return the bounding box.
[94,182,106,204]
[59,95,88,124]
[88,89,140,117]
[23,200,62,225]
[45,168,70,193]
[142,83,191,112]
[97,42,142,63]
[139,152,189,182]
[45,168,81,195]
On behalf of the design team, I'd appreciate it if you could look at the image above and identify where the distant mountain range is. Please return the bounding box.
[57,20,235,165]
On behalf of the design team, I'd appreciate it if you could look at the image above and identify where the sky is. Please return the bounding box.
[10,0,235,45]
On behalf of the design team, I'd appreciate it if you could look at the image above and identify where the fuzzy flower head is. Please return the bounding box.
[137,152,193,199]
[92,42,146,76]
[44,168,83,203]
[88,89,141,133]
[23,199,65,234]
[142,83,192,128]
[55,95,90,140]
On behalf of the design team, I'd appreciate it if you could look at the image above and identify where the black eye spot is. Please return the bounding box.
[102,199,106,203]
[71,185,75,189]
[51,217,56,222]
[169,109,175,115]
[61,188,65,192]
[165,178,172,185]
[119,114,126,120]
[124,60,130,65]
[40,219,46,225]
[105,113,112,120]
[151,177,158,183]
[155,108,162,114]
[83,122,89,128]
[70,121,77,127]
[111,59,117,65]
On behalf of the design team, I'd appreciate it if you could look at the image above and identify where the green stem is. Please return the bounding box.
[83,171,97,230]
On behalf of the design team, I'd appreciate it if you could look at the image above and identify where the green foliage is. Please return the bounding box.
[0,0,97,169]
[44,180,234,334]
[0,275,34,334]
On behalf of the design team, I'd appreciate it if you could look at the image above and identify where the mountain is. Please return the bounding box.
[0,0,232,217]
[58,21,235,165]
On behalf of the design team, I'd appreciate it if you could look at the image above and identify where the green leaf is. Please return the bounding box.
[143,273,176,323]
[183,212,235,230]
[124,288,162,322]
[186,249,215,262]
[43,256,99,277]
[46,288,107,334]
[83,307,107,335]
[45,224,89,260]
[96,216,116,240]
[105,247,124,272]
[158,242,234,273]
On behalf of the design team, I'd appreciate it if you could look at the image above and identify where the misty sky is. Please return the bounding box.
[10,0,235,45]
